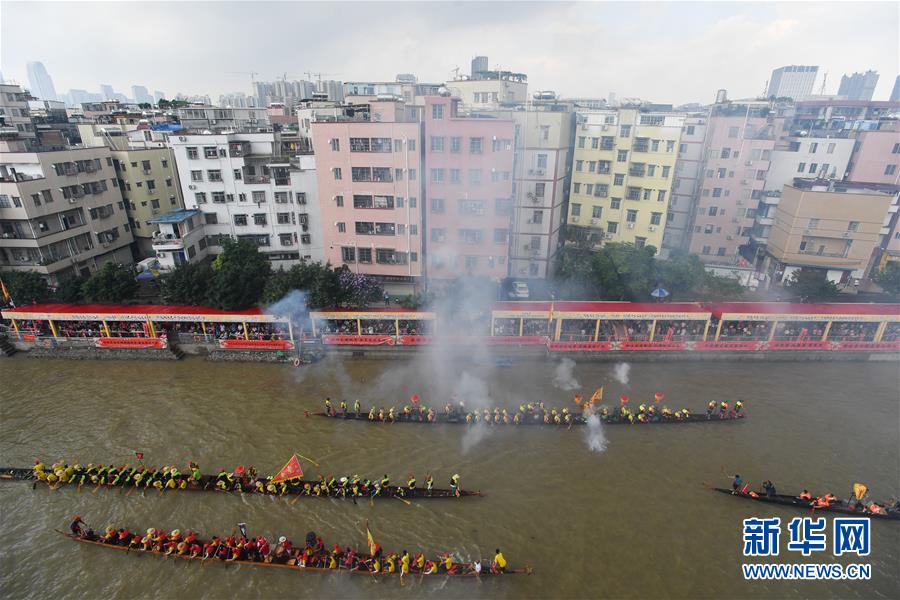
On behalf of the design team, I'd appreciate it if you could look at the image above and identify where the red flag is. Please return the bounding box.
[574,393,583,405]
[619,395,629,405]
[411,394,420,405]
[135,451,144,460]
[654,392,664,404]
[272,454,303,483]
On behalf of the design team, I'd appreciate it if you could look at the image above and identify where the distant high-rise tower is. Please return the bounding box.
[131,85,153,104]
[26,61,59,101]
[100,84,115,101]
[766,65,818,99]
[838,70,879,101]
[471,55,488,77]
[153,90,166,103]
[891,76,900,102]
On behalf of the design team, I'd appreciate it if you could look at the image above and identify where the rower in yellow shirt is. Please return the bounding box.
[493,548,507,573]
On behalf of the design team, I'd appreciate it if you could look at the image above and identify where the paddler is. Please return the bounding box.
[70,515,86,536]
[401,550,411,576]
[868,502,888,515]
[492,548,507,574]
[732,474,743,493]
[425,474,434,496]
[719,401,729,417]
[799,489,812,501]
[450,473,461,497]
[407,474,416,494]
[735,400,744,414]
[707,401,716,418]
[324,397,334,416]
[380,474,390,493]
[367,407,376,421]
[339,400,347,415]
[354,400,362,415]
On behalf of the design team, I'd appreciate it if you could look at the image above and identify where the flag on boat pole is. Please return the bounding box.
[0,278,11,305]
[272,454,303,483]
[238,523,248,538]
[366,520,378,556]
[591,387,603,403]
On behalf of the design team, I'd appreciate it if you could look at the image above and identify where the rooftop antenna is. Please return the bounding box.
[818,72,828,96]
[450,66,460,80]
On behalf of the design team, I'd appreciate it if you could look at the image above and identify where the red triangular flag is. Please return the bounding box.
[271,454,303,483]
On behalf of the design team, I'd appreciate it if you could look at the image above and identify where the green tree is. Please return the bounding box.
[873,262,900,296]
[53,275,87,302]
[262,261,323,305]
[207,239,271,309]
[2,271,51,306]
[787,269,841,301]
[81,263,138,303]
[159,262,214,305]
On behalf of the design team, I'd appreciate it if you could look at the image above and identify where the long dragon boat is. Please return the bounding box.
[314,406,747,426]
[0,467,481,500]
[57,529,531,577]
[711,488,900,520]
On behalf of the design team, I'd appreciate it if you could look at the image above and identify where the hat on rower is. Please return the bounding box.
[146,528,155,536]
[279,536,287,543]
[171,529,181,537]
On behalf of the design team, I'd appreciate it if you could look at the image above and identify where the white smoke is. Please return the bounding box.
[552,357,581,391]
[453,371,491,407]
[614,362,631,386]
[584,413,608,453]
[461,422,489,454]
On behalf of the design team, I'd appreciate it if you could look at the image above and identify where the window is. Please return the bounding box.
[409,197,417,208]
[459,229,484,244]
[808,218,820,229]
[619,125,631,138]
[329,138,340,151]
[190,170,203,182]
[686,125,695,135]
[650,212,662,225]
[395,169,404,181]
[410,224,417,235]
[626,187,641,200]
[578,136,586,149]
[194,192,207,204]
[607,222,618,234]
[396,197,404,208]
[614,173,624,186]
[469,169,482,185]
[586,184,593,195]
[891,143,900,154]
[717,247,726,256]
[233,214,248,226]
[352,247,370,263]
[797,162,806,173]
[657,190,666,203]
[712,188,722,198]
[610,198,621,209]
[277,213,291,225]
[430,136,445,152]
[432,104,444,119]
[337,222,346,233]
[720,148,731,159]
[431,198,445,213]
[407,140,416,152]
[591,137,599,149]
[885,165,897,176]
[701,246,711,255]
[594,184,609,198]
[534,183,546,197]
[847,221,859,232]
[469,137,483,154]
[332,167,342,180]
[626,209,637,223]
[203,147,217,159]
[493,228,508,243]
[252,191,266,203]
[643,189,652,201]
[459,200,485,215]
[450,136,461,153]
[431,228,446,242]
[575,160,583,172]
[253,213,267,226]
[408,169,416,180]
[598,160,611,174]
[571,203,582,217]
[799,241,808,252]
[430,168,445,183]
[617,150,628,162]
[666,141,675,152]
[591,206,602,219]
[186,147,198,159]
[809,142,818,153]
[708,206,718,217]
[536,154,548,169]
[574,183,581,193]
[647,164,656,177]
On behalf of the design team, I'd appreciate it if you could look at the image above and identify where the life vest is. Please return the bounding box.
[495,552,507,568]
[799,491,812,500]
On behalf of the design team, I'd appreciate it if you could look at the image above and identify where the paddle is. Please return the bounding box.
[392,494,412,507]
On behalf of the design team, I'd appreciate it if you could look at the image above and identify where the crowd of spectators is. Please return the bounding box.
[713,319,773,340]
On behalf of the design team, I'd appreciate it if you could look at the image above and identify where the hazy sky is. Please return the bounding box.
[2,1,898,104]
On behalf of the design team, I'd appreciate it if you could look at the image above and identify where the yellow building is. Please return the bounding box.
[77,124,183,258]
[567,108,684,252]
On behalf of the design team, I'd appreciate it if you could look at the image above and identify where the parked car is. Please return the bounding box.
[509,281,530,299]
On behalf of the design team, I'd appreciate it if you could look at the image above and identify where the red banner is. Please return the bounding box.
[547,341,613,351]
[322,335,395,346]
[271,454,303,483]
[218,339,294,350]
[834,341,900,352]
[618,341,687,351]
[693,341,764,351]
[95,337,167,349]
[766,340,831,350]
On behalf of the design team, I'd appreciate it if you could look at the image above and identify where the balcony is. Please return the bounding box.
[755,215,774,226]
[244,175,270,184]
[151,233,184,249]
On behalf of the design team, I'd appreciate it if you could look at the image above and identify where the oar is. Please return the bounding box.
[392,494,412,507]
[91,483,102,494]
[290,495,302,506]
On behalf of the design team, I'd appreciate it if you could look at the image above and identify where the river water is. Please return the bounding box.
[0,354,898,599]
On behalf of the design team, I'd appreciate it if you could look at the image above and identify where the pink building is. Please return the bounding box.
[688,104,775,265]
[311,100,424,293]
[847,126,900,185]
[423,96,514,281]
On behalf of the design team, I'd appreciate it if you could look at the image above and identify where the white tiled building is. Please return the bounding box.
[168,132,323,267]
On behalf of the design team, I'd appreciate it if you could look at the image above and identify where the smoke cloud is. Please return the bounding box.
[584,413,608,453]
[614,362,631,386]
[552,357,581,391]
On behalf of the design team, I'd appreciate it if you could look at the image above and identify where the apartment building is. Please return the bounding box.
[764,135,856,191]
[0,83,35,141]
[662,114,707,257]
[423,96,515,281]
[311,100,424,293]
[838,71,879,102]
[0,141,133,283]
[762,180,896,284]
[78,123,184,258]
[568,107,684,252]
[766,65,818,100]
[445,72,528,108]
[173,106,269,132]
[847,124,900,185]
[169,132,322,268]
[492,104,575,278]
[687,102,776,265]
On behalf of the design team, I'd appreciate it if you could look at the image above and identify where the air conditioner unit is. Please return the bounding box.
[68,198,77,204]
[627,222,635,229]
[648,225,656,232]
[188,184,197,190]
[841,232,851,238]
[745,161,753,166]
[726,235,734,240]
[741,179,750,184]
[590,218,598,225]
[178,136,187,142]
[737,199,744,206]
[572,217,580,223]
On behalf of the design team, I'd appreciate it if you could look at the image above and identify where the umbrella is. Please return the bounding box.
[136,271,155,281]
[650,287,669,299]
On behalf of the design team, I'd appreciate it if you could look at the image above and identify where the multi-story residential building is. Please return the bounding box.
[687,101,776,264]
[78,123,185,258]
[26,62,59,102]
[169,132,322,267]
[838,71,879,101]
[254,79,317,108]
[764,135,856,191]
[131,86,153,105]
[663,114,707,257]
[760,180,897,285]
[147,208,210,270]
[492,104,574,278]
[1,140,134,282]
[790,99,900,132]
[0,83,35,141]
[311,99,423,293]
[766,65,818,99]
[846,123,900,185]
[423,95,515,282]
[343,80,442,105]
[568,107,683,253]
[173,106,269,132]
[445,71,528,108]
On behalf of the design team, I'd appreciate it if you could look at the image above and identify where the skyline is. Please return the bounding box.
[2,1,898,105]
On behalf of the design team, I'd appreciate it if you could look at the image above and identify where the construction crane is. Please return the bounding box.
[304,71,337,83]
[226,71,259,88]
